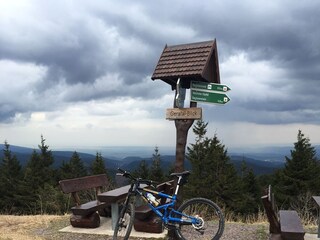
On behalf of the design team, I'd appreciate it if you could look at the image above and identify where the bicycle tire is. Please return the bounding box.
[175,197,224,240]
[113,202,135,240]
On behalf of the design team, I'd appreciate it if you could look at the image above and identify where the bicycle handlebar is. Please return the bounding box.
[117,168,156,187]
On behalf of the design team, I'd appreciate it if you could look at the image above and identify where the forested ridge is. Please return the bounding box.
[1,121,320,221]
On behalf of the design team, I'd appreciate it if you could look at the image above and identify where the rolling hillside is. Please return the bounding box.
[0,144,287,176]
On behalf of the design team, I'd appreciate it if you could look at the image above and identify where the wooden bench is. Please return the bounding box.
[97,180,173,232]
[97,184,134,229]
[261,186,305,240]
[59,174,110,228]
[279,210,305,240]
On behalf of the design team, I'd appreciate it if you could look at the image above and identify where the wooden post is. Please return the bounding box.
[168,95,196,239]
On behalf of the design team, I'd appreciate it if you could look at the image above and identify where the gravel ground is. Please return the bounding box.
[34,218,269,240]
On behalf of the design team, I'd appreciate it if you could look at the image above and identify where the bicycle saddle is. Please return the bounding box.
[170,171,190,177]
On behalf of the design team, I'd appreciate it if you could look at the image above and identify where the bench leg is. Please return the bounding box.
[111,202,119,230]
[318,212,320,238]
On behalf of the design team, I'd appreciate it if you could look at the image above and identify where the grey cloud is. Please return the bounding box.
[1,0,320,125]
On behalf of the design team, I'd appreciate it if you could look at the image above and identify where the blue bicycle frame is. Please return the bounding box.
[136,184,200,226]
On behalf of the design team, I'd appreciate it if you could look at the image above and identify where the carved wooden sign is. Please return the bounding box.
[166,108,202,120]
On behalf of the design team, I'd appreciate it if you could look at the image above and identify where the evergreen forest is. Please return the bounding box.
[1,122,320,222]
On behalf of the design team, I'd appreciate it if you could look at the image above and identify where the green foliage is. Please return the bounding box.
[133,160,149,179]
[22,136,57,213]
[0,141,23,213]
[24,136,55,187]
[238,161,261,214]
[91,152,107,175]
[90,152,113,187]
[186,121,242,212]
[273,130,320,208]
[60,151,87,179]
[149,146,165,182]
[1,128,319,219]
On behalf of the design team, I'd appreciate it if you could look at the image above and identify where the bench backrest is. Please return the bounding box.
[59,174,109,194]
[261,185,281,234]
[156,180,174,205]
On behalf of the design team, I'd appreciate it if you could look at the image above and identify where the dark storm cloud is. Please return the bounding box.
[1,0,320,125]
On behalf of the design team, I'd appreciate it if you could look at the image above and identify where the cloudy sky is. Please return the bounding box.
[1,0,320,151]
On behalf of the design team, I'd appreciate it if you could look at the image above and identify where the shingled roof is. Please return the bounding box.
[151,39,220,90]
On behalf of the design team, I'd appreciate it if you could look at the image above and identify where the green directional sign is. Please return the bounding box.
[191,89,230,104]
[191,81,231,92]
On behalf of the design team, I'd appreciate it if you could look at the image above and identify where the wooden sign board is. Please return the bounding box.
[166,108,202,120]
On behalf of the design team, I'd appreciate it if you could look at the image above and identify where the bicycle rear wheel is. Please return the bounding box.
[113,202,135,240]
[175,197,224,240]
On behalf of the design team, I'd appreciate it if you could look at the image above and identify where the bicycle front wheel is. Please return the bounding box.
[175,197,224,240]
[113,202,135,240]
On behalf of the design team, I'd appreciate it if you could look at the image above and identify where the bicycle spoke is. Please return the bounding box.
[175,198,224,240]
[113,202,135,240]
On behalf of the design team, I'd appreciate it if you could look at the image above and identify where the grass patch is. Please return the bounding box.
[0,215,68,240]
[254,224,268,240]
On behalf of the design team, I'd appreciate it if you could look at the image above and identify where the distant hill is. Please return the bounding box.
[0,144,119,170]
[0,144,296,176]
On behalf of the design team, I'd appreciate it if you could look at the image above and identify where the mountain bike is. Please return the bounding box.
[113,168,224,240]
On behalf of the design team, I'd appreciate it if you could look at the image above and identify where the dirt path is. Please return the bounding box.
[0,215,269,240]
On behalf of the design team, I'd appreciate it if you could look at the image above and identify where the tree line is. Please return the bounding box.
[0,135,112,214]
[1,122,319,220]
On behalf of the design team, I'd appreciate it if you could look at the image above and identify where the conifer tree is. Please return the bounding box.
[149,146,164,182]
[60,160,72,179]
[238,161,261,214]
[25,136,55,187]
[23,136,56,213]
[91,152,113,190]
[273,130,320,208]
[133,160,149,179]
[60,151,87,179]
[186,120,241,211]
[91,152,107,175]
[70,151,87,176]
[0,141,23,212]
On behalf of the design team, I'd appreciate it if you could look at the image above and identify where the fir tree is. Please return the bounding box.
[23,136,56,213]
[149,146,164,182]
[186,120,241,211]
[238,161,261,214]
[0,141,23,212]
[91,152,107,175]
[273,130,320,208]
[133,160,149,179]
[60,151,87,179]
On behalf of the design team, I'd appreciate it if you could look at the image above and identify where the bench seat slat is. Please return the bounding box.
[279,210,305,240]
[71,200,109,216]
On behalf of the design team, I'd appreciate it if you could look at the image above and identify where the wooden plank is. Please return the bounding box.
[98,184,131,204]
[279,210,305,240]
[59,174,109,193]
[71,200,109,215]
[312,196,320,238]
[166,108,202,120]
[261,195,281,234]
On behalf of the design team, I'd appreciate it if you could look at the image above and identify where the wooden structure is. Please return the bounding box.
[152,40,220,89]
[98,184,137,229]
[152,40,221,239]
[133,180,174,233]
[312,196,320,238]
[59,174,110,228]
[97,180,174,233]
[151,39,221,173]
[261,186,305,240]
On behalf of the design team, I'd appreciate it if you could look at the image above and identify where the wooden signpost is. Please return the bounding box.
[151,39,228,239]
[166,107,202,120]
